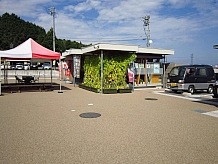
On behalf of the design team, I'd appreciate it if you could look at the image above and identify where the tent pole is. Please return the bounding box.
[0,57,2,96]
[163,55,166,88]
[58,59,63,93]
[51,60,53,85]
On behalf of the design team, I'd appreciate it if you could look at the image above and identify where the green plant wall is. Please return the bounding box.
[83,53,136,90]
[83,55,101,89]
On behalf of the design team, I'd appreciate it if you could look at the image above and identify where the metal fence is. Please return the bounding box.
[1,70,59,79]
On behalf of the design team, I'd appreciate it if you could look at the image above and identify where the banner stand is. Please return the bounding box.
[58,60,63,93]
[0,57,2,96]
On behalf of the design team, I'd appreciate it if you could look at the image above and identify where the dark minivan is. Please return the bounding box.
[166,65,215,94]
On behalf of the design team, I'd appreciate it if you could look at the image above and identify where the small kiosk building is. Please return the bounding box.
[62,43,174,89]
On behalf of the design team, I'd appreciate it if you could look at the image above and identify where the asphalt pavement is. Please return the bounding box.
[0,85,218,164]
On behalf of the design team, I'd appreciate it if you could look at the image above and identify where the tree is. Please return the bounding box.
[0,13,89,52]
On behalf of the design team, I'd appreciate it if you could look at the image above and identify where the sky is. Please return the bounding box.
[0,0,218,65]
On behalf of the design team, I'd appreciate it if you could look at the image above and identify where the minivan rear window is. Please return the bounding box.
[196,68,206,76]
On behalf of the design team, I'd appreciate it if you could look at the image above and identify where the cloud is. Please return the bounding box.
[167,0,192,8]
[0,0,51,18]
[0,0,218,64]
[64,0,101,13]
[0,0,218,50]
[97,0,164,21]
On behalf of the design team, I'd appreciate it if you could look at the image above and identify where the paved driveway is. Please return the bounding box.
[154,90,218,107]
[0,86,218,164]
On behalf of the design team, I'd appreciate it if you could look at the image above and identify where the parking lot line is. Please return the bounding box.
[153,91,198,101]
[153,91,218,107]
[202,110,218,118]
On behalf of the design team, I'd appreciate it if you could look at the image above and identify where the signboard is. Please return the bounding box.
[62,62,68,69]
[153,63,160,74]
[73,55,81,78]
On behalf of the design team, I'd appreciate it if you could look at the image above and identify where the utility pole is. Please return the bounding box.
[49,7,56,83]
[142,15,151,47]
[49,7,56,52]
[191,53,194,65]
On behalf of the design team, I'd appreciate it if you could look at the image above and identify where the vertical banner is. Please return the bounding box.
[73,55,81,87]
[65,69,70,78]
[58,61,68,79]
[0,57,1,95]
[73,55,81,78]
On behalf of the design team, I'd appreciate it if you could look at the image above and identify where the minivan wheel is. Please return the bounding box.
[207,86,213,94]
[213,94,218,98]
[173,90,178,93]
[188,86,195,94]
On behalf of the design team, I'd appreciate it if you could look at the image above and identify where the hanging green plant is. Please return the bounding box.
[83,55,101,89]
[103,53,136,89]
[82,53,136,90]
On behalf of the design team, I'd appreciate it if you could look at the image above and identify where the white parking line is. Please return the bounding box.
[153,91,218,106]
[202,110,218,118]
[153,91,199,101]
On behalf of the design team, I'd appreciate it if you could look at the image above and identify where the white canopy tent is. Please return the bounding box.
[0,38,60,95]
[0,38,60,59]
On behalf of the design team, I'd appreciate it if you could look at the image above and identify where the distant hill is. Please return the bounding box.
[0,13,87,52]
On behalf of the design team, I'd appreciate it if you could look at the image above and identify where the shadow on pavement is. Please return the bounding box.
[1,82,71,93]
[194,98,218,108]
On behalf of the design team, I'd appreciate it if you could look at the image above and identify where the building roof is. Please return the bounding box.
[62,43,174,58]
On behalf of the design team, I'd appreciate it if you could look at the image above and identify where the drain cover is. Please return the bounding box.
[145,98,158,100]
[79,112,101,118]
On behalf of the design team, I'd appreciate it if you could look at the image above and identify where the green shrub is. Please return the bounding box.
[83,55,101,89]
[83,53,136,90]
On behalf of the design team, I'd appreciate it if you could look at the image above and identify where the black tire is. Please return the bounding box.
[207,85,213,94]
[188,86,195,94]
[213,94,218,98]
[173,90,178,93]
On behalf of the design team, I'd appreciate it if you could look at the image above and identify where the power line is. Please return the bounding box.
[58,36,145,42]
